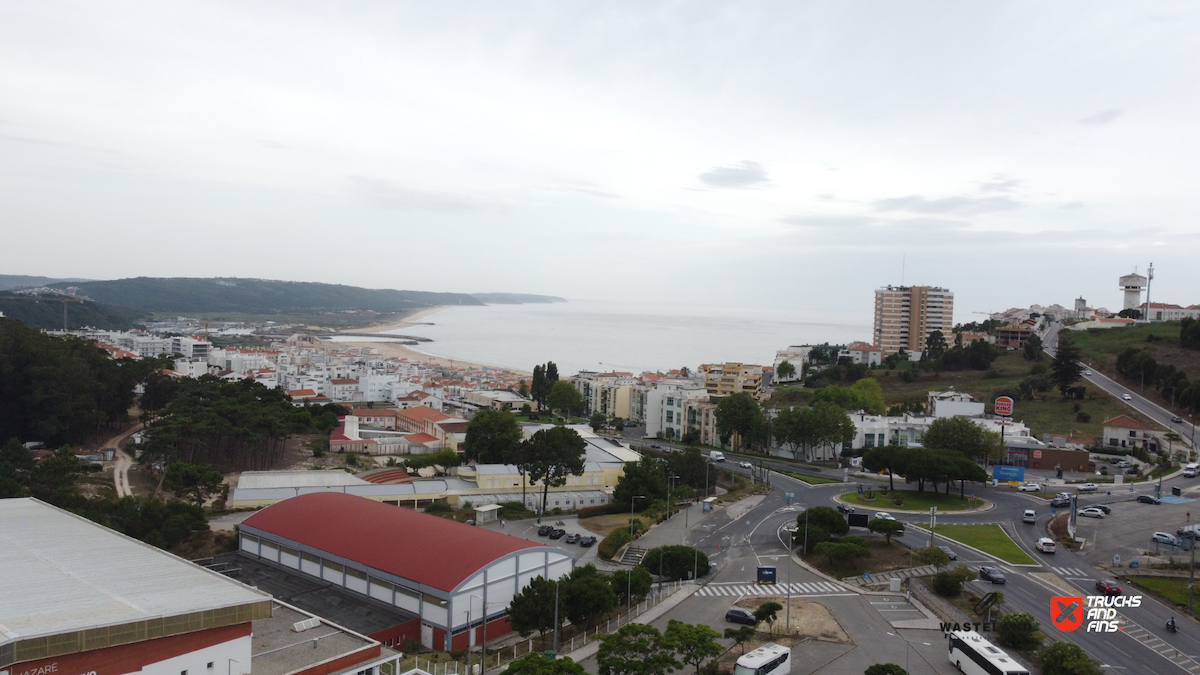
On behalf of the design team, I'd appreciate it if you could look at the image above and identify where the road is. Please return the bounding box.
[1045,321,1197,449]
[103,422,142,497]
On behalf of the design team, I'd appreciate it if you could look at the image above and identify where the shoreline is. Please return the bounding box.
[330,305,533,377]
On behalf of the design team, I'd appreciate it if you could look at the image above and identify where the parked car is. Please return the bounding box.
[725,608,757,625]
[875,512,896,521]
[537,525,554,536]
[1077,507,1105,518]
[1124,467,1139,475]
[979,567,1007,584]
[1122,394,1132,401]
[1095,579,1122,596]
[938,545,958,560]
[465,519,476,526]
[1152,532,1177,545]
[579,535,598,547]
[565,533,580,544]
[1077,483,1099,493]
[837,503,855,514]
[1117,460,1132,468]
[1051,496,1071,508]
[1091,504,1111,514]
[1018,482,1042,492]
[739,460,753,468]
[1035,537,1057,554]
[1137,495,1161,505]
[549,529,566,539]
[650,443,662,449]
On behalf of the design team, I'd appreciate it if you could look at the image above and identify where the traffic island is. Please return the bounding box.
[910,523,1038,565]
[836,490,992,513]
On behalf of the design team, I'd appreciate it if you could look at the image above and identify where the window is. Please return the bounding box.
[207,664,213,672]
[1129,430,1136,437]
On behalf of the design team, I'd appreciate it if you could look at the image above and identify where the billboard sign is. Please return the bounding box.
[993,464,1025,482]
[995,396,1014,416]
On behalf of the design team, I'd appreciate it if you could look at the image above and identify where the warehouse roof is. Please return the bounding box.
[0,499,271,646]
[241,492,546,593]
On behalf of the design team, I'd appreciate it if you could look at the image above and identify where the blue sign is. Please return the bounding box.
[993,465,1025,482]
[1131,561,1139,568]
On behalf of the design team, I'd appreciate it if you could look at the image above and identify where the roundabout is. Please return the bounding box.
[832,489,994,514]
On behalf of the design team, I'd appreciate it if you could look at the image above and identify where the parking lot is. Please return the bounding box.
[1074,485,1200,566]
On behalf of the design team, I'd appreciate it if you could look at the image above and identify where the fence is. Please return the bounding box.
[398,581,689,675]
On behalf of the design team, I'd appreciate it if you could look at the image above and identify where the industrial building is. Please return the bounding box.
[237,493,575,651]
[0,498,399,675]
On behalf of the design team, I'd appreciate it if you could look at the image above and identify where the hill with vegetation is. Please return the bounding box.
[0,274,93,290]
[51,277,485,315]
[0,292,149,330]
[1070,320,1200,416]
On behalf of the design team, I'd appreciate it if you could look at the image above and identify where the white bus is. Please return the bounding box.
[948,631,1030,675]
[734,643,791,675]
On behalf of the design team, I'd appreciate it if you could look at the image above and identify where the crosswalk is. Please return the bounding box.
[695,581,851,597]
[1051,566,1090,577]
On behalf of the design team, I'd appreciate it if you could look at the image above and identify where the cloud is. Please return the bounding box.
[698,161,769,188]
[979,177,1021,193]
[541,180,620,199]
[778,215,876,228]
[1059,201,1085,209]
[350,176,511,215]
[1079,109,1122,125]
[872,194,1023,216]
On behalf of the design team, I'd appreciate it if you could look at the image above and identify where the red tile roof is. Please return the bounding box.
[242,492,545,592]
[1102,414,1149,430]
[404,432,438,444]
[288,389,318,397]
[398,407,454,423]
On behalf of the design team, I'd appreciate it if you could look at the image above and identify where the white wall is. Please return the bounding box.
[141,634,251,675]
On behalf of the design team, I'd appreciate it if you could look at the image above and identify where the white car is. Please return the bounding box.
[1077,483,1099,493]
[1078,507,1106,519]
[875,512,896,521]
[1153,532,1177,545]
[1036,537,1057,553]
[1084,370,1093,376]
[1123,394,1132,401]
[1017,482,1042,492]
[738,460,753,468]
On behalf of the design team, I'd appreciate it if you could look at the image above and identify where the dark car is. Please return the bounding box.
[938,545,958,561]
[837,503,855,514]
[725,608,756,625]
[579,535,598,547]
[979,567,1007,584]
[565,533,580,544]
[1096,579,1122,596]
[465,519,476,526]
[1137,495,1161,504]
[549,529,566,539]
[1092,504,1112,514]
[1173,416,1184,423]
[1124,467,1139,475]
[537,525,554,536]
[1051,497,1071,508]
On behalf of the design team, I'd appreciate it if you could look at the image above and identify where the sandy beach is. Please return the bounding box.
[328,306,532,376]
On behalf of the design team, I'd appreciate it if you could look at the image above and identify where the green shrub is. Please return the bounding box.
[997,612,1043,651]
[424,501,452,514]
[932,570,964,596]
[640,545,711,580]
[598,529,632,560]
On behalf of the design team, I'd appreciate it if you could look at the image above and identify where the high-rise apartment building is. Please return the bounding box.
[873,285,954,356]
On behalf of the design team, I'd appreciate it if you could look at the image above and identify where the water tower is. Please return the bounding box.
[1119,272,1147,311]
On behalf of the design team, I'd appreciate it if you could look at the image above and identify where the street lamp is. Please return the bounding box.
[886,632,931,675]
[781,524,800,632]
[629,494,645,619]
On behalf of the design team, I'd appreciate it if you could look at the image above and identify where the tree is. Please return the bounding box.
[546,361,560,385]
[610,566,654,605]
[523,427,587,516]
[663,620,722,675]
[564,565,617,628]
[813,540,870,568]
[773,406,812,460]
[26,446,87,504]
[776,360,796,381]
[1038,640,1103,675]
[804,506,851,536]
[912,546,951,569]
[867,518,906,544]
[1050,333,1085,399]
[996,612,1043,651]
[925,330,949,361]
[864,665,907,675]
[1023,333,1044,361]
[922,416,1004,462]
[463,408,524,464]
[502,653,585,675]
[724,626,756,655]
[667,446,707,490]
[508,576,559,642]
[547,380,585,418]
[753,601,783,633]
[714,393,762,451]
[163,462,225,505]
[863,445,903,490]
[614,456,668,509]
[849,379,887,415]
[640,545,710,580]
[597,624,681,675]
[589,413,607,432]
[531,365,547,408]
[518,380,529,398]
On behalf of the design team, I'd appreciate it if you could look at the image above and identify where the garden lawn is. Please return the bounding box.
[910,523,1037,565]
[779,470,843,485]
[1129,576,1190,606]
[841,490,988,512]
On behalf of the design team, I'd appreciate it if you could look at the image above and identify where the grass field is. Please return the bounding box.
[1070,321,1198,419]
[911,523,1037,565]
[778,470,843,485]
[840,490,988,512]
[1128,576,1191,607]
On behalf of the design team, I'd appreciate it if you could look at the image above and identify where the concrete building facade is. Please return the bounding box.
[873,285,955,356]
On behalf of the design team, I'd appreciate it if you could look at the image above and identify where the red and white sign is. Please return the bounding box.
[1033,450,1043,459]
[994,396,1014,416]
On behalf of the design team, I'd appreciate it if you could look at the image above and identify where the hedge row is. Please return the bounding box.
[598,529,633,561]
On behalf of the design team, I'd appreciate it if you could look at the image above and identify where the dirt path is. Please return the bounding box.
[104,423,142,498]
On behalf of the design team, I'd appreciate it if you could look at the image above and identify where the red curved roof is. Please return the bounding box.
[242,492,545,592]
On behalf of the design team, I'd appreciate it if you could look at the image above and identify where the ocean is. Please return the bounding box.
[382,300,871,375]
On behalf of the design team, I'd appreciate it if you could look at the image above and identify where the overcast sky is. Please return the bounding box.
[2,2,1198,319]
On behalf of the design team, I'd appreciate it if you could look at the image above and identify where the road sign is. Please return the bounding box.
[995,396,1014,416]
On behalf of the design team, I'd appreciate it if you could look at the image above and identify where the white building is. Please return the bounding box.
[838,341,882,366]
[773,346,815,382]
[171,336,211,359]
[926,390,985,418]
[645,379,709,440]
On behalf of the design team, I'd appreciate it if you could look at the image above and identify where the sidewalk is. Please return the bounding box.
[564,583,701,663]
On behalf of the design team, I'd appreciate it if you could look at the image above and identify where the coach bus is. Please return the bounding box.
[948,631,1030,675]
[735,643,791,675]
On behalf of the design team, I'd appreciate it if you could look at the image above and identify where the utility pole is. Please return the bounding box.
[929,507,937,548]
[1190,535,1196,613]
[553,580,560,653]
